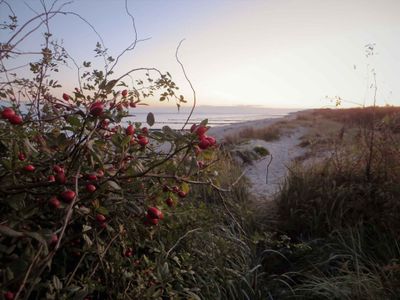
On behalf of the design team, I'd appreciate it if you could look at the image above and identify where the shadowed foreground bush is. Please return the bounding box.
[0,148,276,299]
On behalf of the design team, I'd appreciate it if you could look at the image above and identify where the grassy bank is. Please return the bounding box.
[268,107,400,299]
[168,106,400,299]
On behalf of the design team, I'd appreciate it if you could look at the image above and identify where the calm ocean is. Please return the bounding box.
[1,101,299,129]
[126,106,300,129]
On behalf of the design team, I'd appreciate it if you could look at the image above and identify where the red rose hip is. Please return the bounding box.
[86,183,96,193]
[138,136,149,146]
[178,191,187,198]
[4,291,15,300]
[142,127,149,135]
[1,107,15,119]
[23,164,35,172]
[53,165,64,173]
[96,214,106,223]
[90,101,104,117]
[86,173,97,181]
[195,125,207,137]
[50,234,58,246]
[49,196,61,208]
[55,172,67,184]
[147,207,163,220]
[8,114,23,125]
[60,190,76,203]
[165,197,173,207]
[198,137,210,150]
[126,124,135,135]
[18,152,26,161]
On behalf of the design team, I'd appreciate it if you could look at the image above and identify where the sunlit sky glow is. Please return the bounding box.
[2,0,400,108]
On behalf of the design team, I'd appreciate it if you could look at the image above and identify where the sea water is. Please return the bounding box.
[1,100,299,130]
[126,106,299,129]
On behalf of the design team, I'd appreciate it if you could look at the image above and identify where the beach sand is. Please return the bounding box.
[208,111,309,203]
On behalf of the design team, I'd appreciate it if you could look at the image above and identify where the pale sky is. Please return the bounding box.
[2,0,400,108]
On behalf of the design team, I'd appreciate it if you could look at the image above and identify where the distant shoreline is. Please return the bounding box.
[129,106,303,130]
[207,109,311,140]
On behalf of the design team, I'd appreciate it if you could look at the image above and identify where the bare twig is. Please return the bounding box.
[89,233,120,279]
[14,245,44,300]
[65,252,87,286]
[266,154,273,184]
[166,228,201,258]
[175,39,197,130]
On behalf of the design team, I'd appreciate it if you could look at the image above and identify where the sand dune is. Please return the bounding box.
[209,112,308,201]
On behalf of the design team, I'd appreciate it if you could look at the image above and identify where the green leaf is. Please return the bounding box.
[162,126,176,137]
[0,225,24,238]
[147,112,155,127]
[181,182,190,194]
[67,115,81,127]
[52,275,63,290]
[200,119,208,126]
[121,135,131,147]
[107,180,121,190]
[104,80,118,93]
[8,193,26,211]
[111,134,121,148]
[82,225,92,232]
[25,232,48,247]
[83,233,93,247]
[1,158,11,170]
[97,206,109,215]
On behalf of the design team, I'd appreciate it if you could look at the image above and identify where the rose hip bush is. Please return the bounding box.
[0,88,218,299]
[0,3,226,299]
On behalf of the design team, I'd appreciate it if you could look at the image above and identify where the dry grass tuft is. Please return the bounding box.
[223,124,283,145]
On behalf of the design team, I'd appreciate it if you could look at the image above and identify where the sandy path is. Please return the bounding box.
[209,114,308,202]
[241,128,307,200]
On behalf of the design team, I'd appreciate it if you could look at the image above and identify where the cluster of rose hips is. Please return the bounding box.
[62,88,138,115]
[47,167,102,210]
[126,124,149,147]
[84,172,100,192]
[62,93,105,117]
[96,213,107,228]
[160,184,188,209]
[143,184,191,227]
[65,90,150,147]
[16,151,37,173]
[46,165,108,229]
[144,207,163,226]
[1,107,23,125]
[101,120,149,147]
[190,124,216,150]
[164,184,187,199]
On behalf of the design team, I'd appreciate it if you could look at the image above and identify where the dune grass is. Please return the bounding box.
[261,107,400,299]
[224,123,283,145]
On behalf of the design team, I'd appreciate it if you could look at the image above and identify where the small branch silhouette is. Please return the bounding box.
[175,39,197,130]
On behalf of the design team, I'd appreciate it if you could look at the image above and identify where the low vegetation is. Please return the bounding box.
[223,124,283,145]
[270,107,400,299]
